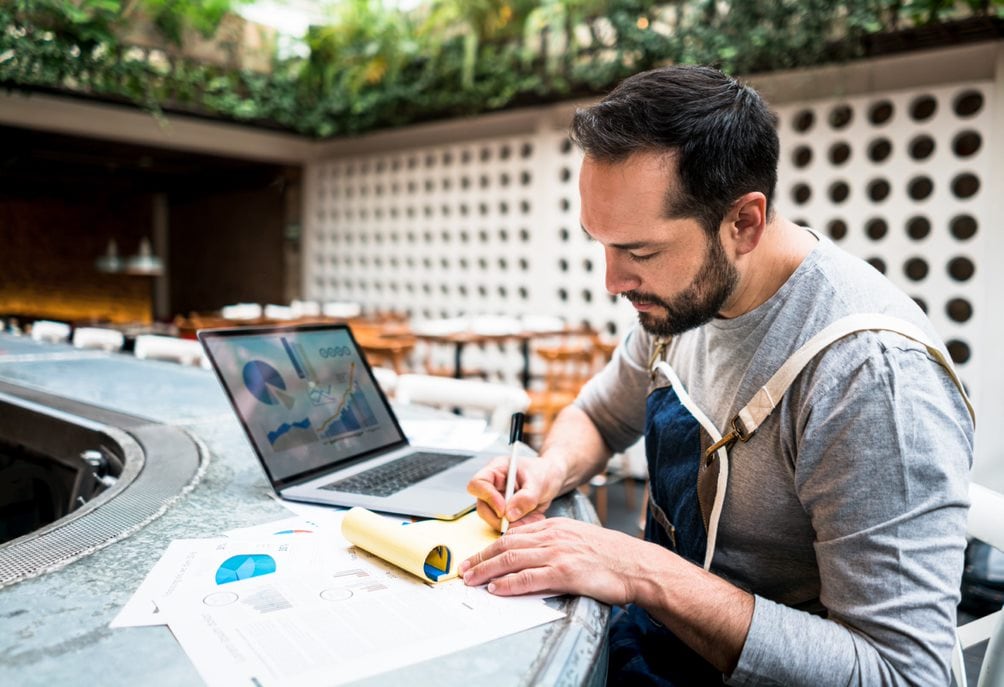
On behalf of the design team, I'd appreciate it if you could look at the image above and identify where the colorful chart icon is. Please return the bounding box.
[215,554,277,585]
[243,361,295,409]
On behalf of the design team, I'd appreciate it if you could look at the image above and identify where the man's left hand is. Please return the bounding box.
[459,517,650,605]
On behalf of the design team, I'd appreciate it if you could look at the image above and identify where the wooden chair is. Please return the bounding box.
[351,322,417,374]
[523,333,603,448]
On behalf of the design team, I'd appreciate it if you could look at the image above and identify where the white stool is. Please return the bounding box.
[72,327,124,352]
[134,335,206,367]
[30,320,71,344]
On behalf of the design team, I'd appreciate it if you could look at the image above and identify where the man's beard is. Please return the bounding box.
[623,234,739,337]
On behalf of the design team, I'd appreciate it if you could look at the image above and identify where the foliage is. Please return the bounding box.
[1,0,1001,138]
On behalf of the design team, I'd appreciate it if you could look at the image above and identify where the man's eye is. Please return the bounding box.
[628,252,658,263]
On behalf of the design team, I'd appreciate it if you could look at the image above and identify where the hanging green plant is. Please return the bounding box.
[1,0,1001,138]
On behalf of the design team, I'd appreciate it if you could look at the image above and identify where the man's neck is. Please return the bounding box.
[720,217,817,319]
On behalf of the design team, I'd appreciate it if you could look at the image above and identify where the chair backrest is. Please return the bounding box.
[72,327,124,352]
[395,374,530,433]
[531,328,615,389]
[30,320,71,344]
[290,299,321,318]
[263,304,295,320]
[220,303,262,320]
[953,482,1004,687]
[134,334,206,367]
[322,301,362,319]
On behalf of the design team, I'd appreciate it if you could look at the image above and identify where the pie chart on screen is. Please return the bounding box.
[243,360,295,409]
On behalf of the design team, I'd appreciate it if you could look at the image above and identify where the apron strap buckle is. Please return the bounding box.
[703,416,754,465]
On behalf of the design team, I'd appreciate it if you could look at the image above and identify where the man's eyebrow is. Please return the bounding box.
[579,225,658,251]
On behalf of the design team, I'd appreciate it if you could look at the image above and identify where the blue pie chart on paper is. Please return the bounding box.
[215,554,277,585]
[243,361,292,407]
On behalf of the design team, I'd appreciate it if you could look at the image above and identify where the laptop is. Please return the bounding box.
[199,323,492,520]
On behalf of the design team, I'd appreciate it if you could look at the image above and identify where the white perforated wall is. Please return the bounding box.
[774,81,992,411]
[303,131,635,385]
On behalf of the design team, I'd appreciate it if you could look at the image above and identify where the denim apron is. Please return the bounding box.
[606,314,974,686]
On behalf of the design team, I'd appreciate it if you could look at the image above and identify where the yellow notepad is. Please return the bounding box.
[341,507,499,583]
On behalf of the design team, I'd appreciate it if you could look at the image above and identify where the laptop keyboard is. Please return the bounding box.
[320,452,472,498]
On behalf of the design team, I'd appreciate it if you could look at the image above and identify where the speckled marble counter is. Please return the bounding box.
[0,334,608,686]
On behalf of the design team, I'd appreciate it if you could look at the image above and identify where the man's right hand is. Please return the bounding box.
[466,451,565,531]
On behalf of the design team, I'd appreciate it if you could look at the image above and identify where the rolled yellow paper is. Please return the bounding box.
[341,507,499,583]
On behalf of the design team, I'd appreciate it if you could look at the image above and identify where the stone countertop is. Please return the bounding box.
[0,334,608,687]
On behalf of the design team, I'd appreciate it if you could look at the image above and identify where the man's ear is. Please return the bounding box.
[726,192,768,256]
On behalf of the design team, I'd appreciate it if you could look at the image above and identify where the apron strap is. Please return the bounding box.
[706,313,975,456]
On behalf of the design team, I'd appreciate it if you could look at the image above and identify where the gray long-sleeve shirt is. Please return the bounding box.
[575,233,974,685]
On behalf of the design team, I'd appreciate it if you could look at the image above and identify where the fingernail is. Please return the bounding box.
[506,507,522,521]
[459,560,469,574]
[463,571,472,584]
[487,582,496,594]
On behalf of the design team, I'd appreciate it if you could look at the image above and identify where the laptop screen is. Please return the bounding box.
[200,324,406,486]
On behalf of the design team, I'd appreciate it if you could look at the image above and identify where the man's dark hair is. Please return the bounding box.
[570,65,779,235]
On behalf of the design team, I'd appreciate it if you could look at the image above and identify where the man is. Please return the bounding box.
[460,65,974,685]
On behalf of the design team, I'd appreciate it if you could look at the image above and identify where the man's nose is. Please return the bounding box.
[604,249,639,295]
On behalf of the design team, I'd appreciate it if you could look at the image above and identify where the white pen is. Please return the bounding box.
[500,411,525,534]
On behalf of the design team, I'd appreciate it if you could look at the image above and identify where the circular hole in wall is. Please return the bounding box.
[865,218,888,241]
[829,142,851,165]
[952,131,982,158]
[867,257,886,274]
[946,340,971,365]
[905,216,931,240]
[954,90,984,118]
[829,104,853,129]
[946,298,973,323]
[792,146,813,168]
[829,181,850,203]
[951,173,980,199]
[904,257,929,281]
[908,176,934,201]
[910,95,937,122]
[867,178,891,202]
[908,135,936,161]
[867,138,892,163]
[793,110,815,133]
[791,183,811,205]
[947,256,975,282]
[949,215,977,241]
[827,219,848,241]
[868,100,894,125]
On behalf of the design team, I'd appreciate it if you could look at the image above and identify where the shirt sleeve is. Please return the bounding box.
[728,340,973,686]
[572,325,652,454]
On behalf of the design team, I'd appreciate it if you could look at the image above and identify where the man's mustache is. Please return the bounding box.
[622,291,669,309]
